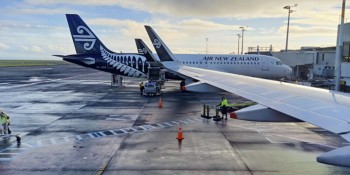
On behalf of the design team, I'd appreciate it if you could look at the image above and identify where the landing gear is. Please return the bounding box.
[111,74,123,87]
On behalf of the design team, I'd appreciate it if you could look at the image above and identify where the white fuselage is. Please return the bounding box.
[155,54,292,79]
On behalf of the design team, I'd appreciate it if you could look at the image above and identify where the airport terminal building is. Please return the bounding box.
[249,23,350,92]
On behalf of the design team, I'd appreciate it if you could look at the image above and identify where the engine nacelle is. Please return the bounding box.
[185,82,223,93]
[230,104,302,122]
[317,145,350,167]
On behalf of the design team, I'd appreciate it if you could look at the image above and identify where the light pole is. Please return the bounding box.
[236,34,241,54]
[283,4,297,52]
[239,26,246,54]
[335,0,346,91]
[206,37,208,54]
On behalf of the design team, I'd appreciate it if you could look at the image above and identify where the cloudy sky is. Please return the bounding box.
[0,0,347,60]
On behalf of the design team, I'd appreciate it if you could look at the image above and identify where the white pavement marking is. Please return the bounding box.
[88,133,95,138]
[143,125,157,129]
[75,135,83,141]
[163,122,173,127]
[119,129,128,133]
[154,123,165,127]
[98,132,107,137]
[125,128,137,132]
[171,121,179,125]
[109,130,118,135]
[0,118,201,162]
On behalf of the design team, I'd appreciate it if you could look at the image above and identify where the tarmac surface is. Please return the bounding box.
[0,63,350,175]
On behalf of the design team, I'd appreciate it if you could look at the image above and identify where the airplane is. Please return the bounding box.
[135,39,292,80]
[135,38,292,92]
[56,14,291,83]
[144,25,350,167]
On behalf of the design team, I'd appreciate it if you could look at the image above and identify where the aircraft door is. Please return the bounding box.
[261,57,269,71]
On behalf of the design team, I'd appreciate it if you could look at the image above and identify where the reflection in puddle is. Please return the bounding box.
[28,77,45,82]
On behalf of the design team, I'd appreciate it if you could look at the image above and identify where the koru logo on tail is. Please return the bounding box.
[73,26,96,50]
[138,48,148,54]
[153,39,161,49]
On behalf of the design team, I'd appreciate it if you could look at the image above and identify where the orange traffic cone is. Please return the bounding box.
[176,123,184,141]
[158,98,163,108]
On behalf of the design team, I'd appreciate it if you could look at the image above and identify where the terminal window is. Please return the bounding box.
[343,41,350,62]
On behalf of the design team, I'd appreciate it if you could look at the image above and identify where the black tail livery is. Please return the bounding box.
[135,38,164,67]
[55,14,150,78]
[144,25,178,62]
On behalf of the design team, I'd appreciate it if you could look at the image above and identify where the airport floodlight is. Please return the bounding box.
[283,4,297,52]
[236,34,241,54]
[239,26,247,54]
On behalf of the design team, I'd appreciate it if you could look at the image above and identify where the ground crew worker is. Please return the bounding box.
[6,115,11,134]
[219,97,228,120]
[1,110,8,135]
[180,80,185,91]
[139,82,144,95]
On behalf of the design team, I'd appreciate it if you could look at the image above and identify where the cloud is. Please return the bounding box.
[278,25,337,37]
[0,0,342,59]
[0,23,65,30]
[23,0,342,19]
[0,42,10,50]
[15,8,78,15]
[179,19,240,30]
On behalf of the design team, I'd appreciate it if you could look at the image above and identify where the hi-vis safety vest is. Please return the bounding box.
[220,99,228,107]
[1,115,6,124]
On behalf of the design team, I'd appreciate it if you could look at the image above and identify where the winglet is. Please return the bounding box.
[144,25,178,62]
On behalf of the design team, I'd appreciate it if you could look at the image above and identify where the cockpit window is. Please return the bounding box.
[276,61,282,65]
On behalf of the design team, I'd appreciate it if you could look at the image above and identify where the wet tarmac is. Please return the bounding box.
[0,63,350,174]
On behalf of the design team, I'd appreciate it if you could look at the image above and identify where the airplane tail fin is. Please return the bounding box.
[66,14,109,54]
[135,38,159,63]
[144,25,178,62]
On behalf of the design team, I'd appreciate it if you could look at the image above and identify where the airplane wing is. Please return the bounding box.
[145,25,350,167]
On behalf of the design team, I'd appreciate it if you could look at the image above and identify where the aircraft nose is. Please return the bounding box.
[283,65,292,79]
